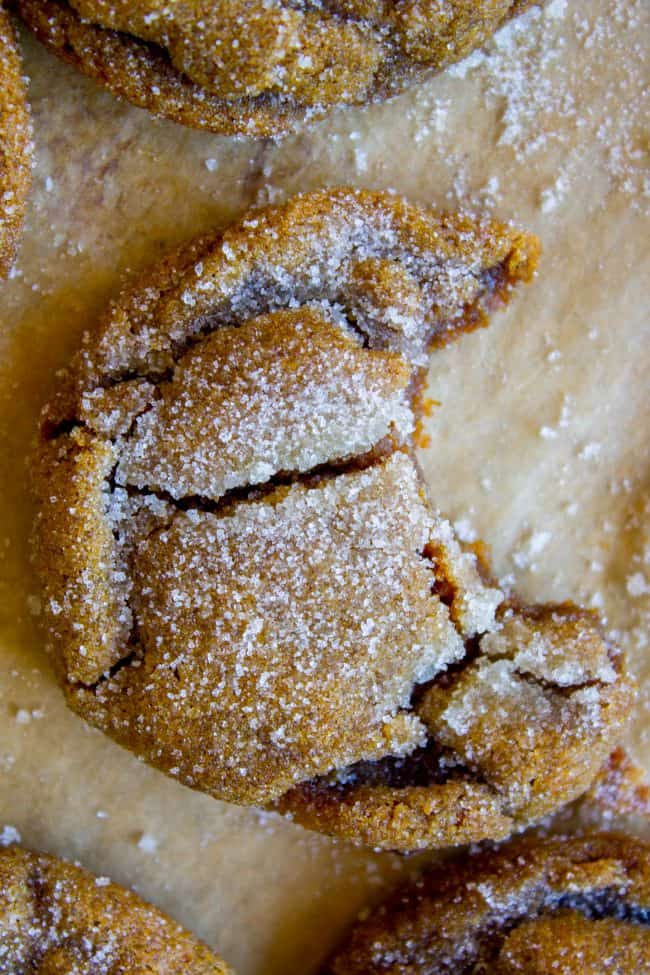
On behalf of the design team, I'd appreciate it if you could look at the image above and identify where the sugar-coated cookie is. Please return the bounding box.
[33,188,631,851]
[324,833,650,973]
[15,0,536,136]
[0,844,232,973]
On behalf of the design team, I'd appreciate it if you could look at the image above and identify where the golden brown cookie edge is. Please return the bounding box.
[0,4,32,277]
[0,843,233,973]
[323,832,650,975]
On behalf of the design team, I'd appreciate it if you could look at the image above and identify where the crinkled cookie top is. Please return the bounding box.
[32,188,629,850]
[0,844,232,974]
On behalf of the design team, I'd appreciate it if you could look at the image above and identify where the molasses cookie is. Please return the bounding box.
[324,832,650,973]
[15,0,536,137]
[0,843,232,972]
[0,4,31,276]
[33,188,631,851]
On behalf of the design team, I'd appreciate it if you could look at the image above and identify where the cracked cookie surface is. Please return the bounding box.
[15,0,536,136]
[0,844,232,973]
[33,188,630,850]
[0,4,32,276]
[324,833,650,974]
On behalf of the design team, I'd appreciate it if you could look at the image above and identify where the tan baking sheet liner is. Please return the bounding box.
[0,2,648,972]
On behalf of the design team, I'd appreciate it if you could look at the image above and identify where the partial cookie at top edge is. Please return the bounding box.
[14,0,538,136]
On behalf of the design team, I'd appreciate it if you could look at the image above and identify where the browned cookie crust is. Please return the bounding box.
[0,4,32,276]
[15,0,536,137]
[324,833,650,974]
[0,844,232,973]
[32,188,630,851]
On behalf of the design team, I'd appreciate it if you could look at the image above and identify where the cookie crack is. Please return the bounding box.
[41,416,91,442]
[553,891,650,926]
[73,646,143,694]
[311,737,500,795]
[396,884,650,973]
[480,653,615,696]
[285,639,497,799]
[112,434,401,512]
[25,864,53,967]
[111,301,373,391]
[71,250,514,399]
[285,611,623,802]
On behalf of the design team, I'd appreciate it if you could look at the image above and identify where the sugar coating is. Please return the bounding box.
[0,6,33,277]
[76,454,464,804]
[281,603,630,849]
[325,834,650,974]
[32,430,130,685]
[43,187,539,422]
[17,0,536,135]
[481,610,617,685]
[116,306,413,500]
[0,844,231,974]
[497,914,650,975]
[416,606,627,820]
[427,513,502,637]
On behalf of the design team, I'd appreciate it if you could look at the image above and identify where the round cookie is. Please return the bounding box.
[15,0,535,137]
[0,843,232,973]
[324,833,650,974]
[0,4,32,276]
[33,188,630,851]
